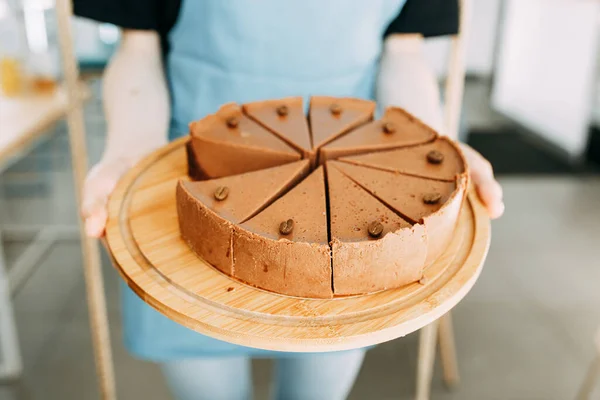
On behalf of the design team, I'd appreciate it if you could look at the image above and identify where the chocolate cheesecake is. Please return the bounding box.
[178,97,469,298]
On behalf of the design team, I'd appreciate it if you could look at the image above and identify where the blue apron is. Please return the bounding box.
[123,0,406,362]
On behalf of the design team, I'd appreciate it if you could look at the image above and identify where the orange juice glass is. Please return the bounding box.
[0,57,24,97]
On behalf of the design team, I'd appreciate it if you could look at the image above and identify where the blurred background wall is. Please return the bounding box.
[424,0,600,162]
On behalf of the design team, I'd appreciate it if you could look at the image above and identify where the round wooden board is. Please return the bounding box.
[105,137,491,352]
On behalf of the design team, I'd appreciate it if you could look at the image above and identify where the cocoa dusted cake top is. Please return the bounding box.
[243,97,312,157]
[187,103,301,180]
[240,167,328,243]
[327,165,411,242]
[339,137,466,181]
[308,96,376,149]
[178,96,469,298]
[180,160,310,224]
[328,161,457,224]
[319,107,438,161]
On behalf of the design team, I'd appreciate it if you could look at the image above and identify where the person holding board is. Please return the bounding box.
[75,0,504,398]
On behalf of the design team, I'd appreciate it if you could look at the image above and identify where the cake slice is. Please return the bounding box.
[234,167,332,298]
[319,107,437,161]
[327,165,427,295]
[330,161,467,266]
[185,141,203,181]
[309,96,375,149]
[243,97,312,159]
[177,160,310,275]
[339,137,466,182]
[188,103,301,179]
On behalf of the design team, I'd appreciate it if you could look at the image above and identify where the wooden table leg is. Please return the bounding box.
[56,0,117,398]
[0,229,22,381]
[438,312,460,388]
[416,320,439,400]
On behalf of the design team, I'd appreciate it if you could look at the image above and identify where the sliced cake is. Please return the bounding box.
[339,137,466,182]
[309,96,375,149]
[188,103,301,179]
[177,96,472,299]
[330,161,467,266]
[185,141,203,181]
[243,97,313,160]
[177,160,310,275]
[233,167,331,298]
[319,107,437,161]
[327,165,427,295]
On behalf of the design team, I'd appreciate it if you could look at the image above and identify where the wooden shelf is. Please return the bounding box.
[0,84,90,165]
[0,82,90,381]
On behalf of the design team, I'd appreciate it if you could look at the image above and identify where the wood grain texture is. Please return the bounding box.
[416,321,439,400]
[105,137,491,352]
[56,0,115,398]
[438,312,460,388]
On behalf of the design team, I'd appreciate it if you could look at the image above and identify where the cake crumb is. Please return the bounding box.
[226,287,235,292]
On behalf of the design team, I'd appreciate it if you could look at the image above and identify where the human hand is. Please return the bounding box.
[460,143,505,219]
[81,157,134,238]
[82,140,166,237]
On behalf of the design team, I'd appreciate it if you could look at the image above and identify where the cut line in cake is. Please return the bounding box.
[176,160,310,275]
[328,161,468,266]
[188,103,302,180]
[233,167,332,298]
[318,107,438,161]
[308,96,376,149]
[337,137,467,182]
[327,164,427,296]
[243,97,313,160]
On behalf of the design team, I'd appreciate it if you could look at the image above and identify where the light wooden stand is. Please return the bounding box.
[105,138,490,352]
[415,0,473,398]
[56,0,116,398]
[0,42,89,385]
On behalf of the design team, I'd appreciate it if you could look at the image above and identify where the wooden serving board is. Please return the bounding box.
[105,137,491,352]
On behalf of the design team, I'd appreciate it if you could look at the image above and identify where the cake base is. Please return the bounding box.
[105,138,491,352]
